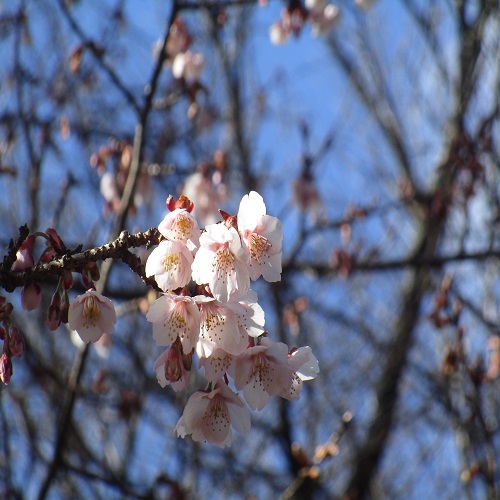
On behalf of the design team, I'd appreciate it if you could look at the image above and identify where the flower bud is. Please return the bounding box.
[8,326,24,359]
[46,290,62,331]
[61,270,73,290]
[182,349,193,371]
[60,290,70,324]
[21,282,42,311]
[0,299,13,321]
[0,354,12,385]
[165,345,183,383]
[11,235,36,271]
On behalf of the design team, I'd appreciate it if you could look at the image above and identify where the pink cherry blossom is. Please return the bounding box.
[172,51,204,82]
[279,345,320,400]
[224,289,266,339]
[145,239,193,292]
[146,293,200,352]
[68,290,116,344]
[195,296,248,358]
[175,380,250,447]
[237,191,283,282]
[230,337,292,410]
[182,171,223,226]
[191,223,249,303]
[198,348,233,383]
[310,4,340,37]
[158,207,200,252]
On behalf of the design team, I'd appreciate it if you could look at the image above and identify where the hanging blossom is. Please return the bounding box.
[68,290,116,344]
[230,337,293,410]
[194,290,265,358]
[145,239,194,292]
[158,205,200,253]
[146,293,200,353]
[237,191,283,282]
[195,295,250,358]
[175,379,251,448]
[278,345,320,400]
[198,348,234,384]
[191,223,250,303]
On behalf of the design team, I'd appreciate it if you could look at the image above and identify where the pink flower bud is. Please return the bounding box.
[0,354,12,385]
[46,291,62,331]
[21,282,42,311]
[45,228,65,253]
[11,235,36,271]
[61,270,73,290]
[42,229,66,262]
[60,291,70,324]
[8,326,24,359]
[165,345,183,383]
[182,349,193,371]
[0,299,13,321]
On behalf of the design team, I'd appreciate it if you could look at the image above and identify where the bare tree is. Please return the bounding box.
[1,0,500,499]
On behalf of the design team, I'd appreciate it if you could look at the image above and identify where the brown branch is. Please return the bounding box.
[287,248,500,277]
[0,228,162,293]
[57,0,141,114]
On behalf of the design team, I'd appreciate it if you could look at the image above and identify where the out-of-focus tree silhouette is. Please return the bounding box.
[1,0,500,498]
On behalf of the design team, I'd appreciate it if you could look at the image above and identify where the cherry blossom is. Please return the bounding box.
[146,293,200,352]
[158,207,200,252]
[310,4,341,36]
[230,337,293,410]
[198,348,233,384]
[145,239,194,292]
[237,191,283,282]
[269,22,289,45]
[305,0,327,13]
[175,380,250,447]
[192,223,249,303]
[195,296,248,358]
[182,171,223,226]
[172,51,204,82]
[279,345,320,400]
[224,289,266,339]
[68,290,116,344]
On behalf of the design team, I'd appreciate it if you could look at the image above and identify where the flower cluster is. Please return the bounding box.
[155,18,205,119]
[146,191,319,447]
[268,0,376,45]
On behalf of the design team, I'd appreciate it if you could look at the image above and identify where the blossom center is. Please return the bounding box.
[162,254,182,275]
[83,296,100,328]
[172,215,194,240]
[252,354,271,387]
[204,395,230,431]
[165,308,188,338]
[203,308,226,340]
[213,244,235,281]
[249,233,271,263]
